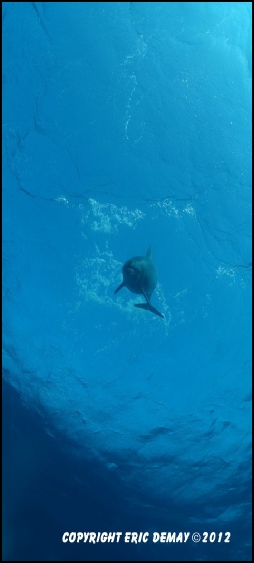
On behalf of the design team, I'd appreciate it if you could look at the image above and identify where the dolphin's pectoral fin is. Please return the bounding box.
[141,288,150,303]
[114,282,125,295]
[134,302,164,319]
[139,289,164,318]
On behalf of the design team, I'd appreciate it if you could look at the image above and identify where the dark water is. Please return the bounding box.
[2,2,252,561]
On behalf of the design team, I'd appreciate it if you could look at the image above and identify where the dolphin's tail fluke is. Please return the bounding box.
[134,302,164,319]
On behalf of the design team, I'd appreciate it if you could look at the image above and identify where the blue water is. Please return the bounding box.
[2,2,252,561]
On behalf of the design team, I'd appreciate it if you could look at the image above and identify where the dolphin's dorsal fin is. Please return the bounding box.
[146,245,152,258]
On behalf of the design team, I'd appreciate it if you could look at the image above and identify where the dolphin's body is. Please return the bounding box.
[114,246,164,318]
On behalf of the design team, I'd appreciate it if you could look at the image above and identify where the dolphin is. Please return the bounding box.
[114,246,164,318]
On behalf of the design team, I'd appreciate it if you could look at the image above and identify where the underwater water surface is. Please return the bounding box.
[2,2,252,561]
